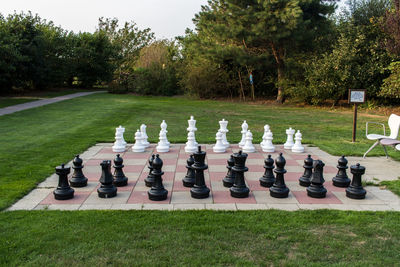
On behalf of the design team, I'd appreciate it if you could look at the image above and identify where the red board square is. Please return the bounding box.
[324,181,347,192]
[209,172,226,181]
[292,191,342,204]
[324,166,337,173]
[285,159,301,166]
[84,159,103,166]
[246,153,264,159]
[207,159,229,165]
[98,147,116,154]
[247,165,265,172]
[41,191,91,205]
[212,190,257,204]
[127,191,171,204]
[123,153,152,159]
[162,158,177,165]
[285,172,303,181]
[176,165,188,172]
[117,180,137,191]
[246,180,268,191]
[124,165,146,173]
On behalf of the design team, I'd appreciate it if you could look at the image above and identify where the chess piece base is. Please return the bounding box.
[97,186,117,198]
[346,186,366,199]
[299,177,311,187]
[53,188,74,200]
[69,177,88,187]
[259,177,274,188]
[230,187,249,198]
[156,146,169,153]
[132,147,145,153]
[185,147,197,153]
[261,147,275,153]
[213,147,226,153]
[148,189,168,201]
[182,177,195,187]
[283,144,293,149]
[223,177,234,188]
[332,177,351,188]
[190,186,210,199]
[242,147,255,153]
[307,185,327,198]
[269,187,289,198]
[113,177,128,187]
[292,147,304,153]
[112,146,126,153]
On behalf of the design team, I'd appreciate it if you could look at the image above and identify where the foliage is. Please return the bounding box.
[379,61,400,98]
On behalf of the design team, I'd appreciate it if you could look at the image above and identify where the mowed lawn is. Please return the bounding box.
[1,93,400,265]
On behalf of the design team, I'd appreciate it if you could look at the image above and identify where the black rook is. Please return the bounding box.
[54,164,74,200]
[346,163,367,199]
[230,151,250,198]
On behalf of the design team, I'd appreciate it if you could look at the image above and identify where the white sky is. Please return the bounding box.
[0,0,208,39]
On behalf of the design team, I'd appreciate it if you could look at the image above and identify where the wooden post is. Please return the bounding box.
[352,103,358,143]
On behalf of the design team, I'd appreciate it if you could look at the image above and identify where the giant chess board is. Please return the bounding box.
[9,144,400,211]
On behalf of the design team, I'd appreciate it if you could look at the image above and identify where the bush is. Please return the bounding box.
[379,61,400,98]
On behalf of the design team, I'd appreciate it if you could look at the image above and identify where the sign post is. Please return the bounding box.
[348,89,366,142]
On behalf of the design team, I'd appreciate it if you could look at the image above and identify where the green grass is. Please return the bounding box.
[381,179,400,197]
[1,210,400,266]
[0,93,397,210]
[1,93,400,265]
[0,98,41,108]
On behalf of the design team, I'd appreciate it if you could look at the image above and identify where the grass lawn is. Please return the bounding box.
[0,98,41,108]
[1,92,399,265]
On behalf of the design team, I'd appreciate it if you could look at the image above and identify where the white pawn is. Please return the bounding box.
[160,120,170,146]
[239,120,248,148]
[292,130,305,153]
[219,118,229,148]
[213,130,226,153]
[260,124,270,146]
[112,126,126,152]
[284,127,295,149]
[242,130,256,153]
[118,125,127,147]
[185,131,197,153]
[132,130,145,152]
[187,115,198,146]
[156,129,170,153]
[140,124,149,148]
[261,130,275,152]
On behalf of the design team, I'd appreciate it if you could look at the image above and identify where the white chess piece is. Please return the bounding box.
[156,129,170,152]
[284,127,295,149]
[213,130,226,153]
[140,124,150,148]
[187,115,198,146]
[239,120,248,148]
[132,130,145,152]
[292,130,305,153]
[242,130,256,153]
[185,131,197,153]
[261,130,275,152]
[160,120,170,146]
[219,119,229,148]
[112,126,126,152]
[260,124,270,146]
[118,125,127,147]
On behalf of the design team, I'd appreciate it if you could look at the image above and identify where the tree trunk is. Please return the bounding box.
[270,42,285,103]
[238,70,245,101]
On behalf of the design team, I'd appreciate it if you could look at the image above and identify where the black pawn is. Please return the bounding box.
[145,155,155,187]
[230,151,250,198]
[307,160,327,198]
[346,163,367,199]
[270,153,290,198]
[299,155,313,187]
[69,155,88,187]
[190,146,210,199]
[259,155,275,188]
[332,155,351,187]
[98,160,117,198]
[148,154,168,201]
[223,155,235,187]
[54,164,74,200]
[182,154,195,187]
[113,154,128,186]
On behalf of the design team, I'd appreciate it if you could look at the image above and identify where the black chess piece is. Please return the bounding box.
[346,163,367,199]
[182,154,195,187]
[332,155,351,187]
[223,155,235,187]
[113,154,128,186]
[148,154,168,201]
[230,151,250,198]
[307,160,327,198]
[145,155,155,187]
[190,146,210,199]
[53,164,74,200]
[270,153,290,198]
[68,155,88,187]
[97,160,117,198]
[299,155,313,187]
[259,155,275,187]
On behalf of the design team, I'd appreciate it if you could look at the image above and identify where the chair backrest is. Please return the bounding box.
[388,114,400,139]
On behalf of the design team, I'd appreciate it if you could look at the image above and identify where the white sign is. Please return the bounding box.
[349,90,366,103]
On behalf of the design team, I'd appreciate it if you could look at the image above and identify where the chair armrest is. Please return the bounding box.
[366,122,386,137]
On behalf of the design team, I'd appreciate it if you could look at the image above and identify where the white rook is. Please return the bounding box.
[284,127,295,149]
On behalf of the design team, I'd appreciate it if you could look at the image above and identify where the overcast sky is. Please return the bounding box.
[0,0,208,39]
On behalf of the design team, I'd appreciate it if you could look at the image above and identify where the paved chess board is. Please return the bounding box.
[9,144,400,211]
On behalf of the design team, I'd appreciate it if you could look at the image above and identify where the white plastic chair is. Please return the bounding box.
[396,144,400,151]
[363,114,400,158]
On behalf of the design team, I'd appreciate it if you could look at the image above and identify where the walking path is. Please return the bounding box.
[8,143,400,211]
[0,91,105,116]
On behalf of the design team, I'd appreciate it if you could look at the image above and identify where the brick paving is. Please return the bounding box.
[8,143,400,211]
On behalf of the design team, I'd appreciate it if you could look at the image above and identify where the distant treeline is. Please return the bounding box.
[1,0,400,105]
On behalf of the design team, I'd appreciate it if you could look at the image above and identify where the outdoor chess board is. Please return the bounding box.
[9,144,400,211]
